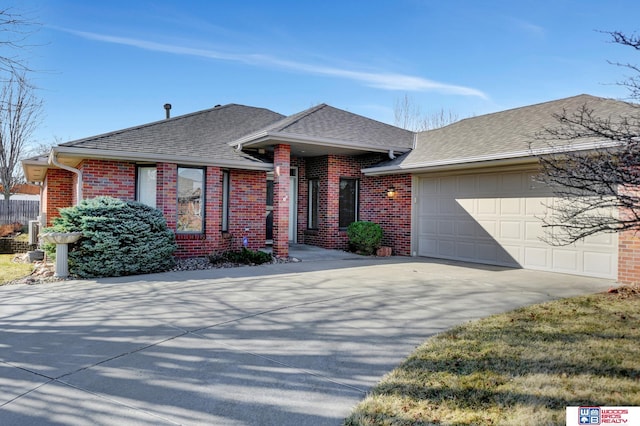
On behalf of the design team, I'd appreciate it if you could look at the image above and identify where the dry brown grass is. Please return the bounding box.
[345,286,640,426]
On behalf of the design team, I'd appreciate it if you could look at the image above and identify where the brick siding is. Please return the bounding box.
[297,153,412,256]
[227,169,267,253]
[43,168,74,226]
[80,159,135,200]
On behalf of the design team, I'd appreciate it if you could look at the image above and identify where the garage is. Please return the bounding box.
[414,168,618,279]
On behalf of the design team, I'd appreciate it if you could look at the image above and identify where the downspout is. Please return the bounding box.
[48,149,83,205]
[388,149,396,160]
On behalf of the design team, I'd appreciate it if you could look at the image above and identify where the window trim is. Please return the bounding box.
[136,165,157,208]
[338,178,359,229]
[177,166,205,234]
[222,170,230,232]
[308,178,320,230]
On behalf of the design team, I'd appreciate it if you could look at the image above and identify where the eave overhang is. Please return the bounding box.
[362,139,622,176]
[22,146,273,183]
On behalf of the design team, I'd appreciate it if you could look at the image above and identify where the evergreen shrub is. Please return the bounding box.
[346,221,383,255]
[43,196,176,278]
[209,247,273,265]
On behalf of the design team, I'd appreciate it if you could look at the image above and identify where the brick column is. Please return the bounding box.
[156,162,177,231]
[273,144,290,258]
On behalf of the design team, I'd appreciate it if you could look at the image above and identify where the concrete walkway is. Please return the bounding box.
[0,254,613,425]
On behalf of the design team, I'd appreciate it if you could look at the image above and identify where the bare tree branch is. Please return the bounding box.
[394,93,460,131]
[533,30,640,245]
[0,7,39,80]
[0,72,42,217]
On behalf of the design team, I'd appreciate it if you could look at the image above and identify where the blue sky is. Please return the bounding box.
[17,0,640,145]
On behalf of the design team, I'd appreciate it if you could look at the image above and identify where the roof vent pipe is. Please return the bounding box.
[164,103,172,119]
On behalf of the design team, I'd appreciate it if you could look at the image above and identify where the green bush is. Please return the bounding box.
[346,221,383,255]
[209,247,273,265]
[42,196,176,278]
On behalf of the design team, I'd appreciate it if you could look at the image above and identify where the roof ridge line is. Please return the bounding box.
[275,103,328,132]
[61,103,248,146]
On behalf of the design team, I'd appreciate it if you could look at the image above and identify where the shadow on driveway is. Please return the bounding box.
[0,257,613,425]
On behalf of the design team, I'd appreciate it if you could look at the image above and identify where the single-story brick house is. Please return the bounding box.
[22,94,640,283]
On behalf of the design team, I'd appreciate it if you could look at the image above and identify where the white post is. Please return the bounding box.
[54,243,69,278]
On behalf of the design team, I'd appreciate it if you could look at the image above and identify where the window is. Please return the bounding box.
[308,179,319,229]
[222,170,230,232]
[177,167,204,233]
[137,166,156,208]
[339,178,358,228]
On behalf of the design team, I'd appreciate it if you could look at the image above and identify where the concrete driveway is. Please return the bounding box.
[0,255,613,425]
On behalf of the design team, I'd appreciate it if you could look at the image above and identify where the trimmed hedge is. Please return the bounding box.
[43,197,176,278]
[346,221,383,255]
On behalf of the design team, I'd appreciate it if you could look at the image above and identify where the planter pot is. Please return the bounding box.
[376,246,392,257]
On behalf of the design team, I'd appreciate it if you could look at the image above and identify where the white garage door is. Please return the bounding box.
[415,170,617,278]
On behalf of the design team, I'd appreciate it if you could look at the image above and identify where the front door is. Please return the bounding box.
[266,167,297,244]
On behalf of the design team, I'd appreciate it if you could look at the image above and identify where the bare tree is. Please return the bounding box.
[394,93,459,131]
[0,7,38,79]
[0,73,42,218]
[535,31,640,245]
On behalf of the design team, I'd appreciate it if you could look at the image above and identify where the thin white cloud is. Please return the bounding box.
[507,17,546,38]
[61,28,488,99]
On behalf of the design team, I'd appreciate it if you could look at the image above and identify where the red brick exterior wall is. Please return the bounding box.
[618,231,640,284]
[297,153,412,256]
[157,162,177,230]
[227,169,267,252]
[172,166,225,258]
[273,145,290,257]
[43,168,75,226]
[42,153,412,259]
[79,159,135,200]
[360,173,412,256]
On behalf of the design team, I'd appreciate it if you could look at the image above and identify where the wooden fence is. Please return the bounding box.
[0,199,40,225]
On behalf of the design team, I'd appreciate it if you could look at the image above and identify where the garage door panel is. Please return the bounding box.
[476,243,499,263]
[500,198,522,214]
[477,220,496,235]
[523,246,549,268]
[457,220,477,238]
[552,250,579,272]
[457,242,475,259]
[478,174,499,193]
[500,245,521,264]
[499,221,521,239]
[458,176,476,193]
[438,220,455,237]
[438,240,456,257]
[439,198,458,214]
[583,232,615,246]
[440,177,456,193]
[524,221,545,241]
[416,173,617,279]
[525,197,547,215]
[583,252,615,277]
[477,198,497,214]
[500,173,523,192]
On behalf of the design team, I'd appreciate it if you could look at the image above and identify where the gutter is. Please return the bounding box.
[362,139,622,176]
[230,131,412,155]
[49,149,83,205]
[52,146,274,171]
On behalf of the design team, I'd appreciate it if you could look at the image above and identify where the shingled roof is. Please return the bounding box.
[364,94,639,174]
[57,104,285,167]
[230,103,414,155]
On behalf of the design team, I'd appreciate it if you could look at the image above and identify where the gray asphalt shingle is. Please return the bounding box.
[62,104,285,164]
[378,94,639,170]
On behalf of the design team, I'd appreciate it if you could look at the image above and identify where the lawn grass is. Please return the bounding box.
[0,254,33,285]
[345,286,640,426]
